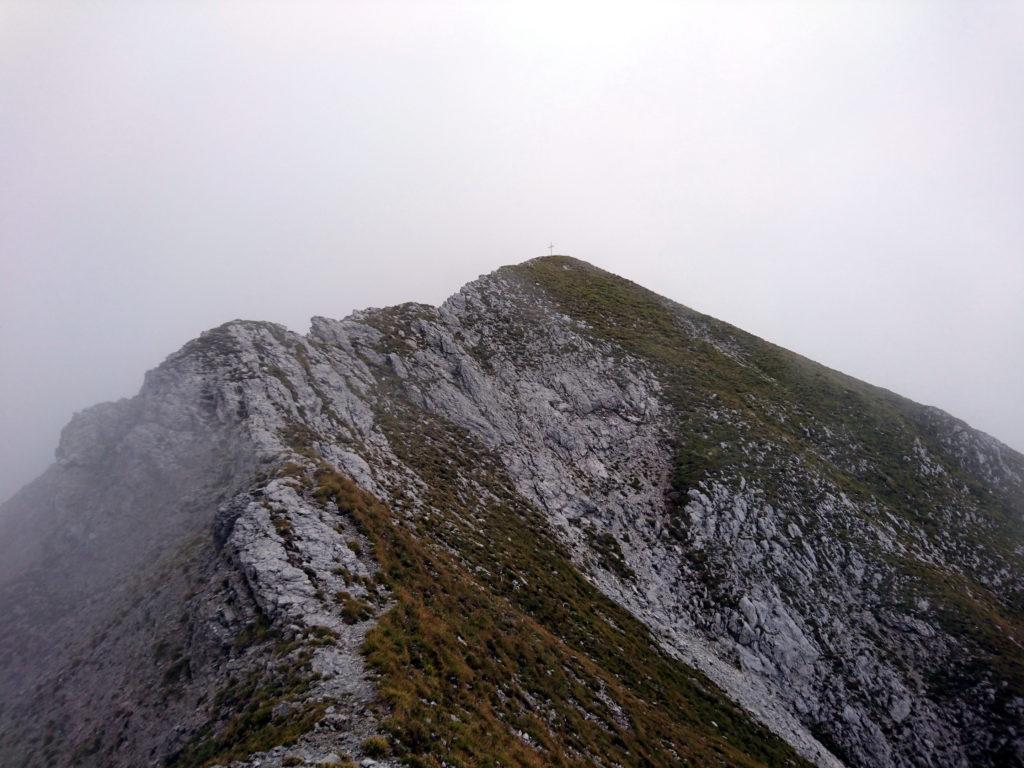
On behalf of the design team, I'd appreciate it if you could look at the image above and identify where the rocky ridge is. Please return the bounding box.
[0,256,1021,768]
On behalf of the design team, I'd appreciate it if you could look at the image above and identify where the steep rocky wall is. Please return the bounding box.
[0,323,392,768]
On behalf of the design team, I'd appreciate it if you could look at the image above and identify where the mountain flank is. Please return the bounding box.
[1,256,1021,768]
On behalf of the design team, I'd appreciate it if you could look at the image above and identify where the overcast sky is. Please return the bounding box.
[1,1,1022,502]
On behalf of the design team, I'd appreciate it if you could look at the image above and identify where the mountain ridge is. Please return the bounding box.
[1,256,1021,768]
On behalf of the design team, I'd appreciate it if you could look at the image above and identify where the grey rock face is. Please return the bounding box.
[1,258,1021,767]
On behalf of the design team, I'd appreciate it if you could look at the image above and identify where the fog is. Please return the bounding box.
[1,1,1022,502]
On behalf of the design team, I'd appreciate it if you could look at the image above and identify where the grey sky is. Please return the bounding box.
[2,1,1022,502]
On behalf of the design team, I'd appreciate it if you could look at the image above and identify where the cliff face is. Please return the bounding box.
[1,256,1021,768]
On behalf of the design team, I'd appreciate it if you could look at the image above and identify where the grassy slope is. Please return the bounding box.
[165,258,1022,766]
[509,257,1022,525]
[309,399,812,768]
[508,256,1024,751]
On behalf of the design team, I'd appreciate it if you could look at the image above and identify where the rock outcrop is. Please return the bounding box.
[1,256,1021,768]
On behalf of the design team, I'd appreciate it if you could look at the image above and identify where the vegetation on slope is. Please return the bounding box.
[510,257,1021,530]
[307,406,811,768]
[509,255,1024,757]
[168,625,336,768]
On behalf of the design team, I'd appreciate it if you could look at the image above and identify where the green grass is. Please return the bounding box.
[362,735,391,757]
[510,257,1022,528]
[509,255,1024,754]
[509,256,1024,564]
[170,257,1022,767]
[303,402,811,767]
[897,558,1024,702]
[167,633,329,768]
[584,524,636,582]
[337,590,374,624]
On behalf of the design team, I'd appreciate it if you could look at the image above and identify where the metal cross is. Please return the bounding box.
[548,243,555,255]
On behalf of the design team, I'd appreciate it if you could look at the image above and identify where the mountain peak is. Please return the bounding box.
[2,258,1021,768]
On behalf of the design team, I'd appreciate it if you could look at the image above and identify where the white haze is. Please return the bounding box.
[1,1,1022,502]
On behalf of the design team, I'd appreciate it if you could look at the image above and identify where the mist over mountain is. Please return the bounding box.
[4,2,1023,509]
[1,257,1021,768]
